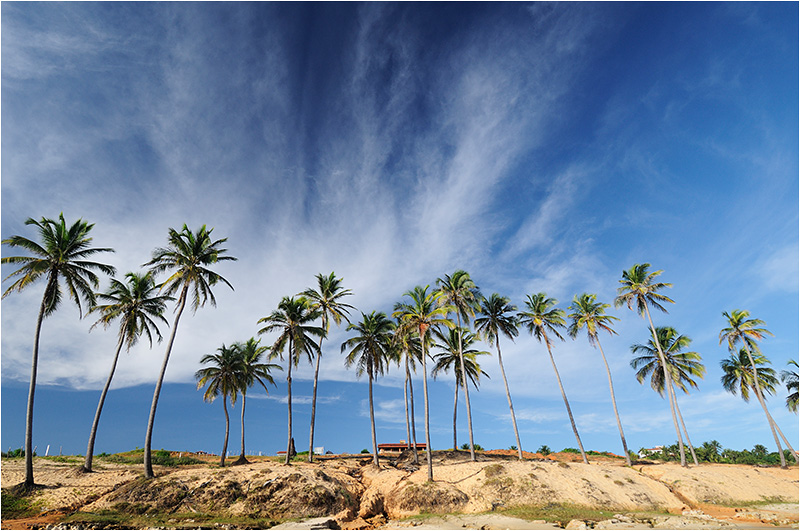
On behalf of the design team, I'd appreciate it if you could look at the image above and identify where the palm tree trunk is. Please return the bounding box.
[24,274,56,488]
[741,342,788,468]
[596,339,631,466]
[83,333,126,472]
[309,315,327,463]
[453,380,458,451]
[644,306,687,467]
[239,393,248,461]
[404,357,411,449]
[144,284,188,478]
[369,368,379,466]
[544,338,588,465]
[770,416,798,463]
[495,339,523,460]
[455,315,477,462]
[220,398,230,467]
[286,336,294,466]
[670,384,698,465]
[407,356,419,464]
[420,326,434,481]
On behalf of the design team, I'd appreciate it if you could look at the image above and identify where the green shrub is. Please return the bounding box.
[460,443,484,451]
[561,448,580,454]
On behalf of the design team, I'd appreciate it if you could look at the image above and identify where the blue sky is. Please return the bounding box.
[2,2,797,458]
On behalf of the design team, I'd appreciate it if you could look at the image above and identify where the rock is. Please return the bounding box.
[358,488,384,518]
[565,519,589,529]
[270,517,340,530]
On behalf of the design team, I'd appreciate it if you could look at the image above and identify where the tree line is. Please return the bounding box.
[2,216,797,488]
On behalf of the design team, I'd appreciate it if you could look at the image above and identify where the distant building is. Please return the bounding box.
[378,442,428,454]
[638,446,663,458]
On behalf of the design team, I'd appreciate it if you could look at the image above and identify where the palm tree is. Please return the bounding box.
[614,263,687,467]
[720,347,795,466]
[300,272,354,462]
[142,224,236,478]
[393,322,423,464]
[720,310,797,467]
[630,326,704,465]
[435,271,482,461]
[257,296,323,465]
[196,344,244,467]
[1,214,115,487]
[568,293,631,466]
[474,294,523,460]
[700,440,722,463]
[781,359,798,414]
[341,312,395,466]
[83,272,171,472]
[393,285,453,481]
[431,327,489,451]
[232,338,281,465]
[519,293,588,465]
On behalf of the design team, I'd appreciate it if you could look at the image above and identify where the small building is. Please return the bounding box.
[638,446,663,458]
[377,441,427,455]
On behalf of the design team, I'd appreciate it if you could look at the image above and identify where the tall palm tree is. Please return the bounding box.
[393,321,423,464]
[232,338,281,465]
[257,296,323,465]
[568,293,631,466]
[431,327,489,451]
[196,344,244,467]
[519,293,588,465]
[341,312,395,466]
[83,272,171,472]
[142,224,236,478]
[300,272,354,462]
[1,214,115,487]
[435,271,482,462]
[720,310,797,467]
[614,263,687,467]
[631,326,704,465]
[720,347,795,466]
[393,285,453,481]
[781,360,798,414]
[474,294,523,460]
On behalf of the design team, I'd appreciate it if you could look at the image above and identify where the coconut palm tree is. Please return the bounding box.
[630,326,704,465]
[431,327,489,451]
[232,338,281,465]
[1,214,115,487]
[341,312,395,466]
[196,344,244,467]
[474,294,523,460]
[615,263,687,467]
[781,359,798,414]
[519,292,588,465]
[568,293,631,466]
[142,224,236,477]
[82,272,171,472]
[393,322,423,464]
[720,347,795,466]
[392,285,453,481]
[300,272,354,462]
[435,271,482,461]
[257,296,323,465]
[720,309,797,467]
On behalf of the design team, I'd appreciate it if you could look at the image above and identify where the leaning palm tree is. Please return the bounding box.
[142,224,236,478]
[1,214,115,487]
[519,293,588,465]
[474,294,523,460]
[393,285,453,481]
[232,338,281,465]
[257,296,323,465]
[631,326,704,465]
[196,344,244,467]
[720,310,797,467]
[435,271,482,461]
[300,272,354,462]
[781,359,798,414]
[393,321,423,464]
[431,327,490,451]
[614,263,687,467]
[83,272,171,472]
[341,312,395,466]
[568,293,631,466]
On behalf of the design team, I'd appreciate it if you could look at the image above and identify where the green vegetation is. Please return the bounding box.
[60,509,279,529]
[102,449,204,466]
[460,442,483,451]
[496,503,634,527]
[1,491,39,519]
[639,441,795,466]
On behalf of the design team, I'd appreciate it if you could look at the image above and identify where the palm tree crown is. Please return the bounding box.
[721,348,778,402]
[431,327,490,389]
[258,297,324,366]
[567,293,619,344]
[781,360,798,413]
[301,272,354,335]
[614,263,674,315]
[719,309,773,352]
[341,312,395,380]
[631,327,706,395]
[474,294,519,345]
[518,293,566,345]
